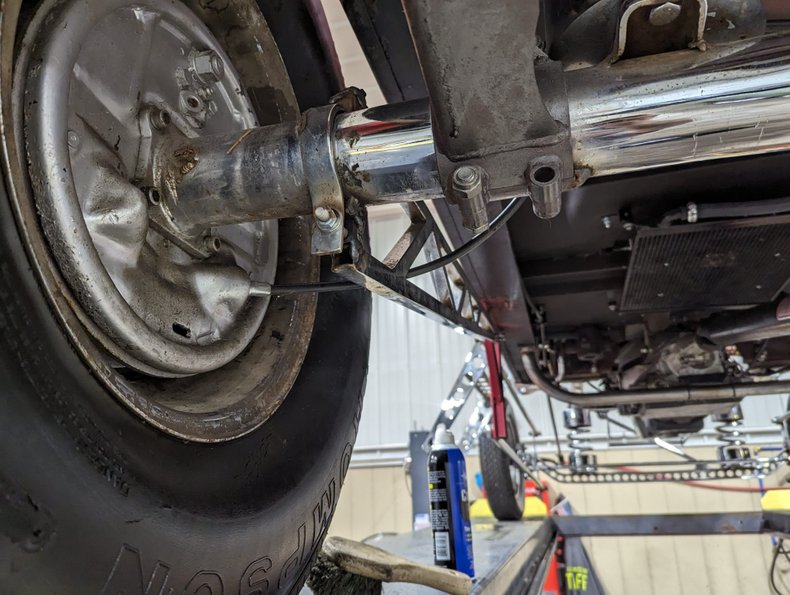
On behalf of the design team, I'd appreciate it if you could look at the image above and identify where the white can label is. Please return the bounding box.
[434,531,451,561]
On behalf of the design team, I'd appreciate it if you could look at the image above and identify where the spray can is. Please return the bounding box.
[428,425,474,577]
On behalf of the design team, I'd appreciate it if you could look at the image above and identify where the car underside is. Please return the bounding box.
[340,0,790,438]
[3,0,790,589]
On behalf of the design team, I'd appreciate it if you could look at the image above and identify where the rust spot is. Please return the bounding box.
[174,146,197,160]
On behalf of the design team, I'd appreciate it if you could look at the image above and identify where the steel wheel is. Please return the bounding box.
[6,0,319,441]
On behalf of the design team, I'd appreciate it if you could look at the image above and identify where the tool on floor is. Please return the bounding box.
[308,535,473,595]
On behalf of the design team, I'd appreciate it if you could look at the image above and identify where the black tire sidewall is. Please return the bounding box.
[2,0,372,591]
[0,180,371,593]
[0,115,371,595]
[479,416,525,521]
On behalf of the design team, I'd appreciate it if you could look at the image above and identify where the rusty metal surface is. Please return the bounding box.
[400,0,573,195]
[614,0,708,62]
[555,0,765,68]
[333,201,495,339]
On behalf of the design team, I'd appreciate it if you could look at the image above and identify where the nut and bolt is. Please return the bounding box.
[183,93,204,114]
[649,2,682,27]
[146,187,162,206]
[203,235,222,254]
[191,49,225,84]
[314,206,341,231]
[622,221,635,232]
[453,166,481,189]
[149,108,171,131]
[451,166,489,233]
[601,216,613,230]
[67,130,80,149]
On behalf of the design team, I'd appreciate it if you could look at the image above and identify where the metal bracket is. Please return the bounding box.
[613,0,708,62]
[301,104,345,255]
[485,340,508,440]
[332,201,494,338]
[554,512,790,537]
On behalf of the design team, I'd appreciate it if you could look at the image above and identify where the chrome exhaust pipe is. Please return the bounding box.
[167,33,790,230]
[568,34,790,178]
[338,32,790,199]
[522,352,790,408]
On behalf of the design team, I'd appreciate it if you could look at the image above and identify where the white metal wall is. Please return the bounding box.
[358,209,475,449]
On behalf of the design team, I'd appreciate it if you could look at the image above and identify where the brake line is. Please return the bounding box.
[259,194,528,294]
[407,195,527,278]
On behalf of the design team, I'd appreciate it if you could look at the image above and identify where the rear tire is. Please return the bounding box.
[479,415,526,521]
[0,0,372,592]
[0,220,371,592]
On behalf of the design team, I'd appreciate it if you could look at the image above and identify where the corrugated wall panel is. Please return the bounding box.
[358,209,474,447]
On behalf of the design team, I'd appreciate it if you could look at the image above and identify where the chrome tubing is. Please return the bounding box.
[568,33,790,177]
[168,33,790,229]
[333,99,443,204]
[165,122,312,232]
[336,33,790,197]
[522,353,790,408]
[166,101,440,231]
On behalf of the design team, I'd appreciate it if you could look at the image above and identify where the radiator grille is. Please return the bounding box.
[621,216,790,312]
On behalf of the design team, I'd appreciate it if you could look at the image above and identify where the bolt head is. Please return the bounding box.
[67,130,80,149]
[314,207,341,231]
[453,166,480,187]
[649,2,682,27]
[192,49,224,83]
[601,216,612,229]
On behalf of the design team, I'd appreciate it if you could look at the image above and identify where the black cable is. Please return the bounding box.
[270,282,363,295]
[771,538,790,594]
[406,195,528,279]
[268,194,527,293]
[660,197,790,226]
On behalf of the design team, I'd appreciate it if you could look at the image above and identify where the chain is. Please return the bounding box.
[538,458,786,484]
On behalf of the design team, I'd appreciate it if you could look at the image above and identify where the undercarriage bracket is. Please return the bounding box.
[331,202,495,339]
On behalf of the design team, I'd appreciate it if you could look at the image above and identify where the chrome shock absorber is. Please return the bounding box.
[563,406,597,473]
[713,405,751,464]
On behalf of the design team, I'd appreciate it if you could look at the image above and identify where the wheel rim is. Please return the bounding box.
[5,0,319,442]
[23,0,276,377]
